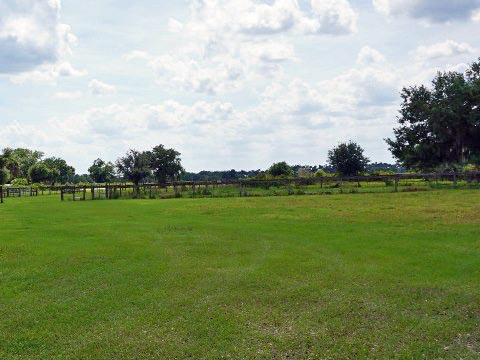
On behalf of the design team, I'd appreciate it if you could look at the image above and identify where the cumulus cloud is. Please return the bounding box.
[10,61,86,83]
[309,0,358,35]
[373,0,480,23]
[89,79,117,96]
[126,0,357,95]
[357,46,386,65]
[415,40,475,62]
[473,9,480,21]
[0,0,82,80]
[54,91,82,99]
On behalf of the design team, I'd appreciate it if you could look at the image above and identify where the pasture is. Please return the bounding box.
[1,191,479,358]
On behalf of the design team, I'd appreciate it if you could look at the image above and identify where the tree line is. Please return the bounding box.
[1,58,479,186]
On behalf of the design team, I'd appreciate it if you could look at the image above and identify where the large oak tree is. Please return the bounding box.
[386,59,480,171]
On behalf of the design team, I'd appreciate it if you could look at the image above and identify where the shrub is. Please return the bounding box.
[384,179,394,187]
[314,169,328,178]
[11,178,29,187]
[268,162,293,178]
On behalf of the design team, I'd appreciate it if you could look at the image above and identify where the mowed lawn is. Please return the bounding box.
[1,192,479,359]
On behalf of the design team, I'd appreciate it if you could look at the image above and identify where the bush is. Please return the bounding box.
[434,163,464,174]
[268,162,293,178]
[464,164,479,172]
[384,179,394,187]
[11,178,29,187]
[314,169,328,178]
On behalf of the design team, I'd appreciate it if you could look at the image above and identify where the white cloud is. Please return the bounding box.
[357,46,386,65]
[167,18,184,33]
[415,40,475,62]
[89,79,117,96]
[373,0,480,23]
[310,0,358,35]
[126,0,357,95]
[10,61,86,83]
[472,8,480,21]
[54,91,82,99]
[0,0,81,80]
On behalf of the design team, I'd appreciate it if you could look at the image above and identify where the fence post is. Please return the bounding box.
[0,186,3,204]
[394,176,399,192]
[61,187,64,201]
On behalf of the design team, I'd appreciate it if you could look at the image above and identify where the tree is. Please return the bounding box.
[116,150,151,185]
[328,142,369,176]
[42,157,75,184]
[268,162,293,177]
[29,163,55,184]
[88,159,115,183]
[386,58,480,170]
[2,148,44,179]
[149,145,184,183]
[0,167,9,185]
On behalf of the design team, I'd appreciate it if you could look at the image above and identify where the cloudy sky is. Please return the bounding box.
[1,0,479,173]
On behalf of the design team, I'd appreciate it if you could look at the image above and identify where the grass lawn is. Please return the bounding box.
[1,191,479,358]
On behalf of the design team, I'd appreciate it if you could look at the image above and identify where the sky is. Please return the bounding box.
[0,0,479,173]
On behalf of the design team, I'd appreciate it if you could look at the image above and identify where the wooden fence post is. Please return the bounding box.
[0,186,3,204]
[394,176,399,192]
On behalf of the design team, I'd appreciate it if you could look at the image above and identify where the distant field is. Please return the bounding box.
[1,191,479,358]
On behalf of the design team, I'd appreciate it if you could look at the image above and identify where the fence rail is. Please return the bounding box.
[1,172,479,204]
[58,172,480,202]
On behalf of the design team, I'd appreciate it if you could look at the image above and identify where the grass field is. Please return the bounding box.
[1,191,479,358]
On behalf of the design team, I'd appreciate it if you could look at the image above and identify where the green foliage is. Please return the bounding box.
[88,158,115,183]
[253,172,272,180]
[370,170,396,176]
[464,163,480,172]
[11,178,29,186]
[42,157,75,184]
[328,141,370,176]
[314,169,328,178]
[386,58,480,170]
[116,150,152,185]
[0,167,10,185]
[297,167,312,178]
[1,148,44,179]
[28,163,55,184]
[150,144,184,183]
[268,161,293,178]
[434,162,465,174]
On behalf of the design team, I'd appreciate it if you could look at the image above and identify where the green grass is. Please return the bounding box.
[1,191,479,358]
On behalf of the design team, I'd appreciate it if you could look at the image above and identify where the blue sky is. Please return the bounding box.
[1,0,479,173]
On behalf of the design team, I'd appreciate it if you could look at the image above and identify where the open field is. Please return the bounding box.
[1,191,480,358]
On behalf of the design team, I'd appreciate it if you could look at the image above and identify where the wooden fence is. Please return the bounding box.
[58,172,480,202]
[0,185,62,204]
[1,172,479,204]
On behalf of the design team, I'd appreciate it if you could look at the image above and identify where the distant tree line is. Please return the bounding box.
[0,148,76,185]
[1,58,478,186]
